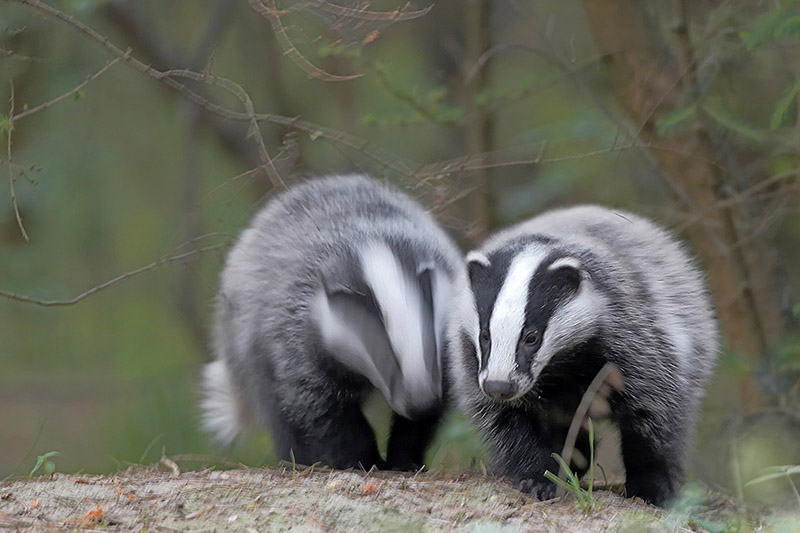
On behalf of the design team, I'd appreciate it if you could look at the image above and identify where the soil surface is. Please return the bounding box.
[0,466,714,531]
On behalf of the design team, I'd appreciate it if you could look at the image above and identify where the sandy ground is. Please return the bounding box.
[0,466,751,532]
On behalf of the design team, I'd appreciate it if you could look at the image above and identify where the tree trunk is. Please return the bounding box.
[582,0,788,410]
[463,0,496,243]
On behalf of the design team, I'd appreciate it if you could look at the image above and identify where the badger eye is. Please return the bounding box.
[524,331,540,346]
[479,328,490,351]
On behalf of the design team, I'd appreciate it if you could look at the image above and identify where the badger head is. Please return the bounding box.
[313,241,451,419]
[466,243,607,403]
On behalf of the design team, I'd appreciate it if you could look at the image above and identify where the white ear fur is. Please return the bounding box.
[466,250,491,268]
[548,256,591,281]
[548,256,582,271]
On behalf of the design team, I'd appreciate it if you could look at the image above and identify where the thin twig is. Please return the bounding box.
[0,244,225,307]
[7,78,28,241]
[160,448,181,477]
[13,57,123,121]
[155,68,284,189]
[301,0,433,22]
[9,0,415,177]
[555,363,619,495]
[412,141,695,179]
[248,0,362,81]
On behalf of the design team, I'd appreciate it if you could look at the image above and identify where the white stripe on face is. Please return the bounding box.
[360,242,437,407]
[484,247,548,383]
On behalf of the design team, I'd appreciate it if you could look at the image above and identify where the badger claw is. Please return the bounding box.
[514,477,557,501]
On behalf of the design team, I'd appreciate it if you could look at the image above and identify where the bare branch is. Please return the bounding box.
[6,78,29,241]
[103,0,261,168]
[412,140,698,179]
[248,0,363,82]
[299,0,433,22]
[11,0,416,178]
[13,57,122,121]
[156,68,285,189]
[0,244,226,307]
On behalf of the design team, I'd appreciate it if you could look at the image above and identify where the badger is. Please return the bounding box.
[447,205,718,506]
[200,174,465,471]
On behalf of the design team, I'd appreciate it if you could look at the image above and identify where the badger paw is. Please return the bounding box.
[514,477,557,501]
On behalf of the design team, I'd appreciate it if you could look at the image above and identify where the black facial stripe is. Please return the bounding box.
[516,251,584,369]
[460,330,479,379]
[469,248,514,365]
[469,235,559,370]
[385,237,424,277]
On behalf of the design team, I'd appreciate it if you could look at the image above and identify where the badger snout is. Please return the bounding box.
[481,379,518,401]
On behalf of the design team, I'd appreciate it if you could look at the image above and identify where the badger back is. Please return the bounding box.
[221,175,464,419]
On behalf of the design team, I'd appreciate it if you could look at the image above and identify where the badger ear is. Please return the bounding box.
[466,250,491,283]
[547,257,589,289]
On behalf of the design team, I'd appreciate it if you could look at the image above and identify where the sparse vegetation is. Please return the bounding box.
[545,419,600,514]
[28,452,58,478]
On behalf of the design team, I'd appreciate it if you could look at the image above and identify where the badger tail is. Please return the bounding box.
[200,360,242,446]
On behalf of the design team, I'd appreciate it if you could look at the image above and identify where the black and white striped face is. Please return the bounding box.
[466,242,606,403]
[314,240,450,419]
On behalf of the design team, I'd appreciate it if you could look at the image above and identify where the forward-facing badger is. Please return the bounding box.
[202,175,465,471]
[447,205,718,506]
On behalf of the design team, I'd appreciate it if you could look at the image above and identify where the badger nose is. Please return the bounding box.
[482,380,517,401]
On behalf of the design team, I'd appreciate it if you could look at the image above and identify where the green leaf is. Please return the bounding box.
[434,106,463,123]
[29,451,59,477]
[360,113,375,126]
[740,2,797,51]
[770,77,800,129]
[744,465,800,487]
[775,15,800,38]
[544,470,575,493]
[0,115,10,137]
[29,456,45,477]
[702,104,764,143]
[656,105,696,135]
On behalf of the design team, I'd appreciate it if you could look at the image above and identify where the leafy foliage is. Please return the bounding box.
[740,1,800,51]
[745,465,800,509]
[364,61,463,127]
[0,114,10,137]
[769,78,800,130]
[702,104,764,143]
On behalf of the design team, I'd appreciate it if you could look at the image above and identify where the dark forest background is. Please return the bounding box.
[1,0,799,509]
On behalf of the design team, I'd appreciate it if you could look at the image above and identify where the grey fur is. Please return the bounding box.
[447,205,718,505]
[201,175,465,471]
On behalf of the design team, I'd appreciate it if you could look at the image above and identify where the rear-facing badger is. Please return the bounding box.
[202,175,464,471]
[447,205,718,506]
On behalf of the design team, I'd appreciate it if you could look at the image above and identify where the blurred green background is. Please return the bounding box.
[1,0,799,509]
